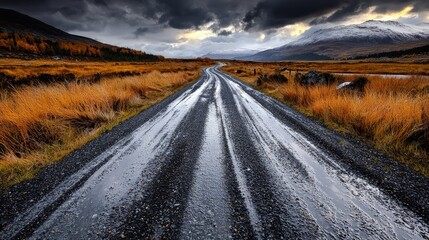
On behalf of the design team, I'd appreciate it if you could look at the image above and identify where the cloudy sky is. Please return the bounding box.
[0,0,429,58]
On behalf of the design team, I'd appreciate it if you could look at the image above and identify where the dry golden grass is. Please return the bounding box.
[224,60,429,76]
[0,58,207,81]
[223,62,429,176]
[0,66,203,189]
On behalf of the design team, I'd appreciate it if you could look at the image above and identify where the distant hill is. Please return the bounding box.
[0,8,162,61]
[201,50,259,60]
[243,20,429,61]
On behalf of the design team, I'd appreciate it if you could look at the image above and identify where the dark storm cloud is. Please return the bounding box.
[218,30,232,36]
[243,0,343,30]
[158,7,213,29]
[310,1,364,25]
[243,0,429,30]
[133,26,163,37]
[134,27,150,36]
[0,0,119,31]
[0,0,428,32]
[310,0,429,25]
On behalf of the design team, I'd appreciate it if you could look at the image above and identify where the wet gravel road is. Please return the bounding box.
[1,64,429,239]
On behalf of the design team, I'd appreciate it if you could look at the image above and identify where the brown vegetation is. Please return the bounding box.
[0,32,161,61]
[223,61,429,176]
[227,60,429,76]
[0,59,210,90]
[0,59,210,189]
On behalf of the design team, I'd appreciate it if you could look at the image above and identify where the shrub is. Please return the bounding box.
[256,73,288,86]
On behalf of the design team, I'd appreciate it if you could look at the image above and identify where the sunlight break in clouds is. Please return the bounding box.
[177,22,218,42]
[344,5,417,25]
[178,29,216,41]
[282,23,311,37]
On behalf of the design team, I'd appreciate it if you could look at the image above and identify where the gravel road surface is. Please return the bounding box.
[1,64,429,239]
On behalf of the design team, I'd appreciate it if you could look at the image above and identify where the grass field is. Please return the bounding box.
[0,58,212,189]
[0,59,203,78]
[0,58,209,90]
[228,60,429,75]
[2,58,428,189]
[223,61,429,176]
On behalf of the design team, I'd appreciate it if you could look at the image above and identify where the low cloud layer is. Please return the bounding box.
[1,0,428,57]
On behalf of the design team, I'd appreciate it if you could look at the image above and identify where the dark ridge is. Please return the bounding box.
[0,8,163,61]
[354,44,429,59]
[0,8,97,44]
[282,53,332,61]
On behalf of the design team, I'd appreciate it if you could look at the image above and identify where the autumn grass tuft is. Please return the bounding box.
[224,62,429,176]
[0,69,201,189]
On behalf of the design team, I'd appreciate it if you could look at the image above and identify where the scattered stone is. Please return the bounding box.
[295,70,337,86]
[277,67,288,72]
[337,77,369,93]
[336,82,353,90]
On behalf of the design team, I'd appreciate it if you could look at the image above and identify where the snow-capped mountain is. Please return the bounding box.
[244,20,429,61]
[292,20,429,46]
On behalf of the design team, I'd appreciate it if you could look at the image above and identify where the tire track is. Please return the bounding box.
[1,65,428,240]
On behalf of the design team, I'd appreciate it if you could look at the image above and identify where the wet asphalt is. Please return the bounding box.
[1,64,429,239]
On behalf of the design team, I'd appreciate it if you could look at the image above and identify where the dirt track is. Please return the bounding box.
[1,65,429,239]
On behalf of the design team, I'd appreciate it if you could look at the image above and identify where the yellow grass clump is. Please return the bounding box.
[0,70,199,188]
[0,58,212,86]
[224,63,429,176]
[223,60,429,76]
[282,77,429,175]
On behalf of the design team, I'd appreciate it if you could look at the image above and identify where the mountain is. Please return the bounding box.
[0,8,161,61]
[244,20,429,61]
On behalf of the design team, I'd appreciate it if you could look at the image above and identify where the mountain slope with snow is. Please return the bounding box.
[293,20,429,46]
[244,20,429,61]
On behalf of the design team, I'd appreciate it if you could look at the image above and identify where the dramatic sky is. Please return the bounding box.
[1,0,429,57]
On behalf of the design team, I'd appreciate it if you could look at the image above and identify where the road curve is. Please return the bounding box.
[1,65,429,239]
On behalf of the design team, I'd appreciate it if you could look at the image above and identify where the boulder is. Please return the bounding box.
[337,77,369,93]
[296,70,337,86]
[336,82,352,90]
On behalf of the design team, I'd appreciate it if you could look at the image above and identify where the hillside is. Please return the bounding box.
[355,43,429,59]
[0,8,162,61]
[244,20,429,61]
